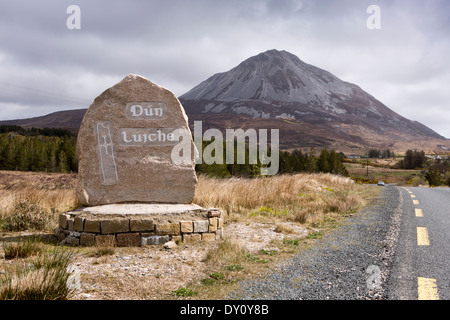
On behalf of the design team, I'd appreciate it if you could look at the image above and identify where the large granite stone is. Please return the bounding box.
[76,74,197,206]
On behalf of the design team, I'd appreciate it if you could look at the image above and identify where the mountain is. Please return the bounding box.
[0,109,86,134]
[180,49,448,153]
[1,49,448,153]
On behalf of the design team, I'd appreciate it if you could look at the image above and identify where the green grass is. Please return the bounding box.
[259,249,278,256]
[306,230,324,239]
[200,272,225,286]
[283,239,300,246]
[225,264,244,271]
[172,287,198,297]
[249,206,289,218]
[209,272,225,280]
[245,254,269,263]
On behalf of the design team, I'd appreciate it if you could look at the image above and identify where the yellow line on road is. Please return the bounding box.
[415,209,424,217]
[413,200,419,205]
[411,195,416,198]
[418,277,439,300]
[417,227,430,246]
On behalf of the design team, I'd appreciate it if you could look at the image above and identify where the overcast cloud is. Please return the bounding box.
[0,0,449,138]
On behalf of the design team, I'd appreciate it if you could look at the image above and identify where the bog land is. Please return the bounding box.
[0,169,391,300]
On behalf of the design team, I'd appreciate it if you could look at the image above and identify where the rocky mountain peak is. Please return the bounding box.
[1,50,447,153]
[179,49,446,150]
[180,49,353,105]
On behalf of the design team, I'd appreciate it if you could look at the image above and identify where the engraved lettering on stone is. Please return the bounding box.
[126,102,167,120]
[118,128,183,146]
[96,122,119,185]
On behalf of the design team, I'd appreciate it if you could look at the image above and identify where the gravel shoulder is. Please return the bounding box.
[228,186,403,300]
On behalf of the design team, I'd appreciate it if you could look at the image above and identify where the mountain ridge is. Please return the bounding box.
[1,49,448,153]
[179,49,448,152]
[181,49,355,104]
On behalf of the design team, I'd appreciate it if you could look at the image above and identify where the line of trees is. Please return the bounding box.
[279,148,349,176]
[0,126,347,178]
[0,125,73,138]
[0,133,77,173]
[394,149,427,169]
[194,138,349,178]
[194,139,263,178]
[391,148,450,187]
[368,148,394,159]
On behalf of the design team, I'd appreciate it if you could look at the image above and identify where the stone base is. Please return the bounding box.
[55,203,223,247]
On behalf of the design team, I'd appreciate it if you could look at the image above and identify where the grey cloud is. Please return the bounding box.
[0,0,449,137]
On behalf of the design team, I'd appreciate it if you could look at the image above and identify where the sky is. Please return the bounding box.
[0,0,449,138]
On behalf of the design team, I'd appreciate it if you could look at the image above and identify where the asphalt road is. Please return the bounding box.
[387,186,450,300]
[229,186,450,300]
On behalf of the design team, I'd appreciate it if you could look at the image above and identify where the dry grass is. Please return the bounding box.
[0,170,380,300]
[187,173,379,299]
[205,238,248,269]
[345,162,422,185]
[0,245,76,300]
[0,171,78,232]
[2,237,44,260]
[194,173,372,225]
[1,171,371,232]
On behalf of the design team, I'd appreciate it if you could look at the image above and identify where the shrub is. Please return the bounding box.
[1,200,50,232]
[407,176,427,186]
[425,168,443,187]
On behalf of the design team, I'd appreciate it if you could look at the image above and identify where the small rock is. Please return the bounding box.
[164,240,177,250]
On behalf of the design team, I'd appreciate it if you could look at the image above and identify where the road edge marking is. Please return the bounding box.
[418,277,439,300]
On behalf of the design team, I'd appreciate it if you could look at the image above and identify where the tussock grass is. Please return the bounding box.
[0,187,77,232]
[90,237,116,257]
[205,238,248,269]
[3,237,44,260]
[274,223,294,234]
[1,200,51,232]
[194,173,371,225]
[0,242,76,300]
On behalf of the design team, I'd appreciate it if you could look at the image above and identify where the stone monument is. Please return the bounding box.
[56,74,223,247]
[76,74,197,205]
